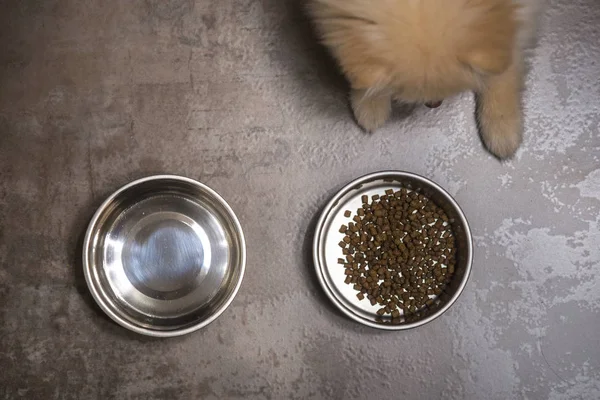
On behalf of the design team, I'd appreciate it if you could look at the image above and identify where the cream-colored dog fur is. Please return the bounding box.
[309,0,544,159]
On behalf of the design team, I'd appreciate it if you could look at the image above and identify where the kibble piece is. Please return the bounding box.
[344,210,352,218]
[361,195,369,203]
[357,293,365,300]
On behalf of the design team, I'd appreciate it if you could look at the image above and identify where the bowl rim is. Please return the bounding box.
[312,170,473,330]
[82,174,246,337]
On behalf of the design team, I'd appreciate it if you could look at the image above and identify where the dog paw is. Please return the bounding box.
[477,105,523,159]
[477,60,526,159]
[350,89,391,132]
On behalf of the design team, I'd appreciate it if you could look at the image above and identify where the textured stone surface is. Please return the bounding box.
[1,0,599,399]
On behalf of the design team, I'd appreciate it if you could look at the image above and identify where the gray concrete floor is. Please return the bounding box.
[1,0,600,399]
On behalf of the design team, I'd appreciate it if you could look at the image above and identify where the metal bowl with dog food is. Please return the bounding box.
[83,175,246,337]
[313,171,472,330]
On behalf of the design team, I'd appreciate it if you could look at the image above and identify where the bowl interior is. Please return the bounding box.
[84,177,245,335]
[315,172,472,329]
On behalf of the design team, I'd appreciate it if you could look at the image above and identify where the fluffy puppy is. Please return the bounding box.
[308,0,544,158]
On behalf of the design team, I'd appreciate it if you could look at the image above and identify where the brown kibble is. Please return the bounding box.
[357,293,365,300]
[344,210,351,218]
[337,188,456,317]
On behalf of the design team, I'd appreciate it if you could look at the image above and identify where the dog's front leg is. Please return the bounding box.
[350,89,392,133]
[476,57,525,159]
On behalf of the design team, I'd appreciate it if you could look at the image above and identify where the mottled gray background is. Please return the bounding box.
[1,0,599,398]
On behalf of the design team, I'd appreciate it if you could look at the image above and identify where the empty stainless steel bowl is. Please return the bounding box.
[313,171,473,330]
[83,175,246,336]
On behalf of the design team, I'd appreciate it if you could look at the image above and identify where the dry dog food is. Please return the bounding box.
[338,188,456,320]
